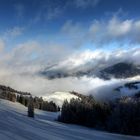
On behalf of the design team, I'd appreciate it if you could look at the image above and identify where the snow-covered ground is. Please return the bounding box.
[0,99,140,140]
[43,91,79,107]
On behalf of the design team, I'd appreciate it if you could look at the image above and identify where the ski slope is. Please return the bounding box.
[0,99,139,140]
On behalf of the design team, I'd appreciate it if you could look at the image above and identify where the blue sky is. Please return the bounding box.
[0,0,140,67]
[0,0,140,63]
[0,0,140,49]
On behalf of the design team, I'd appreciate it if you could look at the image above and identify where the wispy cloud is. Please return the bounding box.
[14,3,24,18]
[73,0,100,8]
[31,0,100,22]
[4,27,24,39]
[89,17,139,44]
[46,6,63,20]
[0,39,5,53]
[31,3,64,22]
[60,15,140,48]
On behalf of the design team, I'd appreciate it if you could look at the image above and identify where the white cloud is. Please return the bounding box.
[0,39,5,52]
[61,20,84,36]
[89,17,140,44]
[107,17,132,37]
[61,16,140,47]
[4,27,24,39]
[60,20,88,48]
[9,27,24,37]
[134,20,140,30]
[47,47,140,75]
[0,39,76,76]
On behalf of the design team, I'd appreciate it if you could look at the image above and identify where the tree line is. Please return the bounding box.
[0,90,60,112]
[16,95,60,112]
[58,93,140,136]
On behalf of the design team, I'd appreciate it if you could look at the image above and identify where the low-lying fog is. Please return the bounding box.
[0,45,139,100]
[0,70,140,100]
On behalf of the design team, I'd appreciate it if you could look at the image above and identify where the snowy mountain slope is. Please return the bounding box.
[0,99,140,140]
[43,91,79,107]
[115,81,140,97]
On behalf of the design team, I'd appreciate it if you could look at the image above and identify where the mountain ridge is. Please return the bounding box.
[40,62,140,80]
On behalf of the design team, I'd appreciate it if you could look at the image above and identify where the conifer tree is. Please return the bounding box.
[28,96,34,118]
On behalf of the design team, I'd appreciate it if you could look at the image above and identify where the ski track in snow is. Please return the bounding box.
[0,99,139,140]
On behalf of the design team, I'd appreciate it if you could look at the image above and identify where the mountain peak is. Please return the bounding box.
[100,62,140,79]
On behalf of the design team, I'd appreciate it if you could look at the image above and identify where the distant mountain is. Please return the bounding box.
[40,70,69,79]
[114,81,140,97]
[99,62,140,79]
[40,62,140,80]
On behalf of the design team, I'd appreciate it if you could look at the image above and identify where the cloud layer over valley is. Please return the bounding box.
[0,40,139,100]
